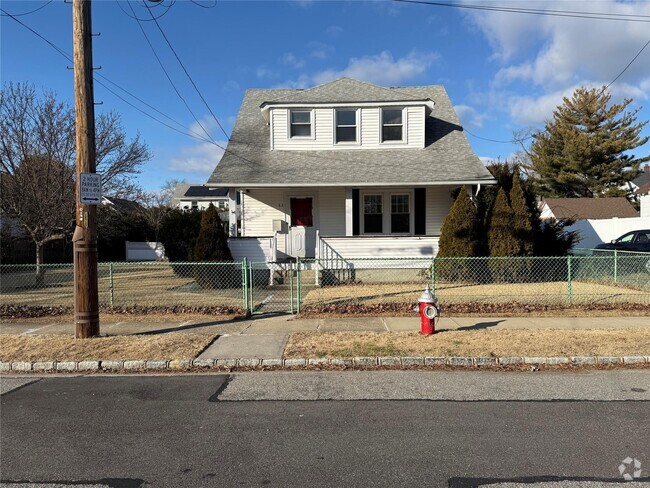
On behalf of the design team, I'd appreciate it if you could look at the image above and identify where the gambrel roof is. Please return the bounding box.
[209,78,495,187]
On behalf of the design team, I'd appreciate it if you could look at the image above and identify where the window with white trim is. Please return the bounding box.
[290,110,311,137]
[382,108,403,142]
[363,195,383,234]
[391,194,410,233]
[336,109,357,143]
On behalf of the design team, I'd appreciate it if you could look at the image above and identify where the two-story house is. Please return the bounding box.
[208,77,495,265]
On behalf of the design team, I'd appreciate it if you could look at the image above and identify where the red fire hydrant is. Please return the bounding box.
[418,285,439,335]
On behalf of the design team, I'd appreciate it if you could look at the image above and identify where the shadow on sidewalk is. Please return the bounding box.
[437,319,506,333]
[138,312,295,336]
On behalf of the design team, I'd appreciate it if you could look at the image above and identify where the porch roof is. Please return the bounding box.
[209,81,496,187]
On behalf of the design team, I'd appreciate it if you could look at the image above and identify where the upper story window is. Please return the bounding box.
[382,108,403,142]
[290,110,311,137]
[336,110,357,143]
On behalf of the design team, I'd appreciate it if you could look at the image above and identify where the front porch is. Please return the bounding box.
[225,185,456,262]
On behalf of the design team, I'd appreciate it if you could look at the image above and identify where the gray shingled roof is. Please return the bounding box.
[262,77,427,105]
[209,78,495,186]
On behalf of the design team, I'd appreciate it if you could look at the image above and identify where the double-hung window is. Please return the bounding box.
[391,194,410,233]
[363,195,383,234]
[382,108,403,142]
[290,110,311,137]
[336,110,357,143]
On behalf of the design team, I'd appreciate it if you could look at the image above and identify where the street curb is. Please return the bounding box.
[1,356,649,373]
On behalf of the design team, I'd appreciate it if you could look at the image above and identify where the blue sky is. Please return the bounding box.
[2,0,650,193]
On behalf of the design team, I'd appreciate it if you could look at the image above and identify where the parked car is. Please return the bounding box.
[594,230,650,253]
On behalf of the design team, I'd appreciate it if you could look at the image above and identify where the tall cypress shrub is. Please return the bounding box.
[193,204,234,288]
[486,188,519,281]
[437,189,480,283]
[509,173,534,256]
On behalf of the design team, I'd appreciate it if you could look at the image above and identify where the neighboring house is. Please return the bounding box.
[207,77,496,264]
[102,195,144,212]
[539,197,648,249]
[172,184,232,211]
[539,197,639,220]
[628,164,650,195]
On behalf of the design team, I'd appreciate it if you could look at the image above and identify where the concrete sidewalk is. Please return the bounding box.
[3,314,647,361]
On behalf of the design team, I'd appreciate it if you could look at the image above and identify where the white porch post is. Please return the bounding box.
[345,188,353,236]
[228,188,237,237]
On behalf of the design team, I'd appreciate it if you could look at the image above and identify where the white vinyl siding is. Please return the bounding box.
[318,187,346,236]
[425,186,454,235]
[241,189,287,252]
[271,106,425,150]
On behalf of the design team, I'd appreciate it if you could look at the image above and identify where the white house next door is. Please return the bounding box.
[288,197,315,258]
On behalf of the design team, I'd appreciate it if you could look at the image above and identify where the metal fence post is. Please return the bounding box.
[289,262,295,314]
[614,250,618,284]
[296,257,302,314]
[430,257,436,295]
[567,255,572,305]
[241,258,248,313]
[109,262,114,307]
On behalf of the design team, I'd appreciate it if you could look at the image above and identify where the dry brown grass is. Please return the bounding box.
[303,281,649,306]
[0,313,237,325]
[0,332,217,362]
[284,329,650,358]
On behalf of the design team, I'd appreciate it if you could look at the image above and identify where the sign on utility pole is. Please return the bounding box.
[79,172,102,204]
[72,0,100,338]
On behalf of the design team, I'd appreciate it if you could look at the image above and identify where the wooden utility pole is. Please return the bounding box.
[72,0,99,338]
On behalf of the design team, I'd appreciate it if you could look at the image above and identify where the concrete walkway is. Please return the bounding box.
[2,315,648,361]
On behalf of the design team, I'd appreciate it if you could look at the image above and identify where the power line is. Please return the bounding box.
[2,8,259,169]
[0,0,52,17]
[393,0,650,23]
[115,0,175,22]
[0,8,216,146]
[145,1,231,141]
[126,0,216,144]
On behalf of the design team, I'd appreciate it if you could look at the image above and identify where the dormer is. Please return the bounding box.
[260,78,434,151]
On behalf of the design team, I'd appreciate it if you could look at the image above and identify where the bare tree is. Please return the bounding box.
[0,82,151,267]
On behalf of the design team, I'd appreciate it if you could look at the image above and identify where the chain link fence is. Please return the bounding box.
[1,251,649,314]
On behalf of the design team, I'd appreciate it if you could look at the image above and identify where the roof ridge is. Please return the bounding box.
[263,77,426,104]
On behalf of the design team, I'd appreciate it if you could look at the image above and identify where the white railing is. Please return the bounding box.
[318,235,439,269]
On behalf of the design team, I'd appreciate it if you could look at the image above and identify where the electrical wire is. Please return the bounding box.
[144,0,231,141]
[116,0,175,22]
[190,0,218,9]
[0,0,52,17]
[126,0,217,144]
[0,8,216,146]
[392,0,650,23]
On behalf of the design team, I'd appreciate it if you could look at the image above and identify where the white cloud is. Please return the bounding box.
[325,25,343,36]
[256,66,277,79]
[309,42,334,60]
[313,51,438,86]
[454,104,488,128]
[466,0,650,88]
[279,52,305,69]
[167,141,226,176]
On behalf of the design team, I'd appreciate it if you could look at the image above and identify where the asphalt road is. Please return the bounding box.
[1,373,649,487]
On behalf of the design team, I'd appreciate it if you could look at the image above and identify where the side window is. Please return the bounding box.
[290,110,311,137]
[617,232,635,243]
[635,231,650,243]
[382,108,403,142]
